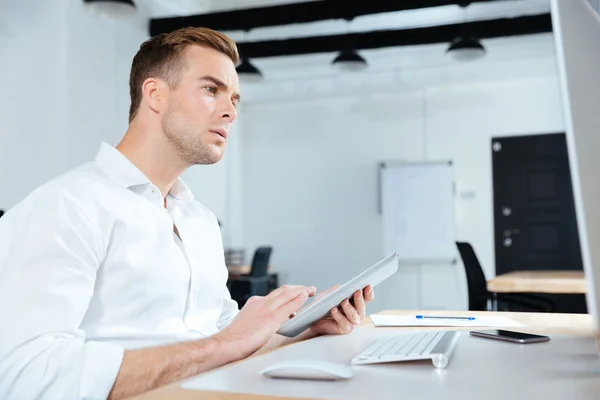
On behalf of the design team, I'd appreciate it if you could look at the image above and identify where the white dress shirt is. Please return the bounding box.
[0,143,239,400]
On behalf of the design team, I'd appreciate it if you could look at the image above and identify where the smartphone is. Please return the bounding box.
[469,329,550,344]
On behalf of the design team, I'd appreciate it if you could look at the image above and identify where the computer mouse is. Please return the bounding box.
[260,360,353,381]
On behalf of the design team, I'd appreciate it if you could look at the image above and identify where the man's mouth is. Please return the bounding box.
[210,129,228,139]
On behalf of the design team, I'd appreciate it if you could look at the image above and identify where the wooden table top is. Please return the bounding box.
[226,266,276,276]
[129,309,595,400]
[226,264,252,275]
[487,270,586,294]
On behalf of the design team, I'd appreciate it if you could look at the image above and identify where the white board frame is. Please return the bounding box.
[379,160,457,265]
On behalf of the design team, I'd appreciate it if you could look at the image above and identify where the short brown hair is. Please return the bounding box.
[128,27,239,123]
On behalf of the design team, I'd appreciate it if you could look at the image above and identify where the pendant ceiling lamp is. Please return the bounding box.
[236,57,264,83]
[446,35,486,61]
[332,49,368,72]
[331,16,368,72]
[446,1,486,61]
[237,30,264,82]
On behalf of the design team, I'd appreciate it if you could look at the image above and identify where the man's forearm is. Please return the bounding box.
[108,335,240,400]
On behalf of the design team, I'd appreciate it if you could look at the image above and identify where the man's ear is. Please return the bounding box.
[142,78,164,114]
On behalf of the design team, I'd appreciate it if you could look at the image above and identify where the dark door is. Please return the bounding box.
[492,133,585,313]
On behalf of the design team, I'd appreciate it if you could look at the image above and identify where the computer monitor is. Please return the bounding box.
[551,0,600,328]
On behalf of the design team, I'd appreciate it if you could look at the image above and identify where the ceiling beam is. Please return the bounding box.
[149,0,516,35]
[234,13,552,59]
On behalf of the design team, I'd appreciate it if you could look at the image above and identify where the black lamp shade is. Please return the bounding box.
[236,58,263,82]
[446,36,486,61]
[332,50,368,71]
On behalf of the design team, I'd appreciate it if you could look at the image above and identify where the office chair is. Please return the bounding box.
[455,242,556,312]
[229,246,273,308]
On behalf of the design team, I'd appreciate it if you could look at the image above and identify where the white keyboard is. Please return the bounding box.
[351,331,460,369]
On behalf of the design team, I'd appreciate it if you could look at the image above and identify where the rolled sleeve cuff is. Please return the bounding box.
[80,341,124,400]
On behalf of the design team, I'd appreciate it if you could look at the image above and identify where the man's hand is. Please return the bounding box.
[214,285,316,359]
[307,285,374,336]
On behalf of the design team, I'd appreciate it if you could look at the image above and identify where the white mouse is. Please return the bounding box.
[260,360,353,381]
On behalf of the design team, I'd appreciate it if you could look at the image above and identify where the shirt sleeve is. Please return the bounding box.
[216,285,240,331]
[0,190,124,400]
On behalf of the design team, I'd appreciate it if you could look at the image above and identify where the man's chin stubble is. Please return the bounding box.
[189,147,223,165]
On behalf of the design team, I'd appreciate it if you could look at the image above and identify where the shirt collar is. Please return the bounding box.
[169,177,194,201]
[94,142,194,201]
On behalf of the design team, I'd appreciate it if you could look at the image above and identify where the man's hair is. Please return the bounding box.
[128,27,239,123]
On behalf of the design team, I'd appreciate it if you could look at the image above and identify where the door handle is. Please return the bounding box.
[503,229,521,237]
[502,229,521,248]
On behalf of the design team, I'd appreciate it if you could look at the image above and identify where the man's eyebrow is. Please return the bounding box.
[198,75,228,88]
[199,75,241,103]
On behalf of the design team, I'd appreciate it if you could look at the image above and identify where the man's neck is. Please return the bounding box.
[116,125,187,199]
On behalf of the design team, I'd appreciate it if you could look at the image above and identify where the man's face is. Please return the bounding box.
[161,45,240,165]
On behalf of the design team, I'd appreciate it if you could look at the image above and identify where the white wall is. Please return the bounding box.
[0,0,134,209]
[239,45,565,313]
[0,0,69,209]
[63,0,129,168]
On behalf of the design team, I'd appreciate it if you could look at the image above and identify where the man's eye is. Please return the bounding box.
[206,86,217,94]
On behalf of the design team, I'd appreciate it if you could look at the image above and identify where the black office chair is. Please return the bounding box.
[249,246,272,279]
[455,242,556,312]
[229,246,273,308]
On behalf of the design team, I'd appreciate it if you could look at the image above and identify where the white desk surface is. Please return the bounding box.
[131,310,597,400]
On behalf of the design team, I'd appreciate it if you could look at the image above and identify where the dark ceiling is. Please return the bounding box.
[150,0,515,34]
[148,1,552,59]
[235,14,552,59]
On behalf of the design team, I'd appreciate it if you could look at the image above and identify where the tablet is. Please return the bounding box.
[277,252,399,337]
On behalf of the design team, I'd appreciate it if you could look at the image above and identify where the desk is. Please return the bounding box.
[226,265,276,277]
[226,265,252,275]
[130,310,596,400]
[487,270,586,294]
[226,267,279,292]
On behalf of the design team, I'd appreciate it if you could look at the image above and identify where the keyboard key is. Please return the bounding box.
[407,332,438,356]
[388,334,413,354]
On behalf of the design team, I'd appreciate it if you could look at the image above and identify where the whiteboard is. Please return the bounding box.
[380,161,457,263]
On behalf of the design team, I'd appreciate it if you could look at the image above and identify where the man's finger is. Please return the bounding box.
[270,285,316,298]
[270,286,310,306]
[274,290,309,321]
[353,290,366,320]
[267,285,315,310]
[364,285,375,302]
[341,298,361,325]
[330,307,354,334]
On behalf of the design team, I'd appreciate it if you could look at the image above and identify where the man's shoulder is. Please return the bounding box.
[39,162,114,198]
[10,162,116,215]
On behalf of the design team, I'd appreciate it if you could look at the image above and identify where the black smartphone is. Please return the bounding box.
[469,329,550,344]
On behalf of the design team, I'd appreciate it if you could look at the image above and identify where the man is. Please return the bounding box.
[0,27,374,399]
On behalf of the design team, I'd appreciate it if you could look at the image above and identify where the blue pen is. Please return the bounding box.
[416,315,476,321]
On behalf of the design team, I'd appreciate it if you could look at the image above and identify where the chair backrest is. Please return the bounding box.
[250,246,272,277]
[455,242,490,311]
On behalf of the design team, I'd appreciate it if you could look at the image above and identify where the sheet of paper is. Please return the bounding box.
[370,314,523,327]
